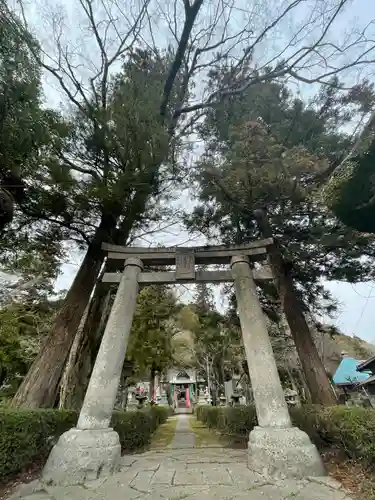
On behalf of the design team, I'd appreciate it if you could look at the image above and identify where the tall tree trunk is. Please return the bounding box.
[297,368,312,404]
[149,368,156,402]
[58,302,91,409]
[0,367,6,388]
[286,364,300,406]
[253,209,337,405]
[167,383,172,406]
[58,214,133,411]
[59,283,113,410]
[11,217,115,408]
[121,385,129,410]
[115,371,129,410]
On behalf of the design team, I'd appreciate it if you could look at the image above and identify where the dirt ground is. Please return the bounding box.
[0,461,42,500]
[322,448,375,500]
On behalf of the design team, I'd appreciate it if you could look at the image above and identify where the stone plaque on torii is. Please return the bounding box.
[42,239,325,486]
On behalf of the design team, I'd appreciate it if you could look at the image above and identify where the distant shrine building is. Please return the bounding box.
[166,368,206,408]
[130,368,207,409]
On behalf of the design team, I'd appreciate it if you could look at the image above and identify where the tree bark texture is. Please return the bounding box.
[297,368,312,404]
[58,301,91,409]
[149,368,156,402]
[115,371,129,410]
[59,284,113,410]
[12,217,115,408]
[253,209,337,405]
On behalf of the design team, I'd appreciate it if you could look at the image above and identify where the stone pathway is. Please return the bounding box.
[8,415,353,500]
[168,414,195,449]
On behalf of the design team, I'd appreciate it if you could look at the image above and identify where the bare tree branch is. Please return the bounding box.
[160,0,204,119]
[165,0,374,127]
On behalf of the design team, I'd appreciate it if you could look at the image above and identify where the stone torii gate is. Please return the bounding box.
[42,239,325,485]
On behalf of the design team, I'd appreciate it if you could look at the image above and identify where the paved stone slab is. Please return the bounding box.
[168,448,247,465]
[120,456,137,467]
[198,464,233,485]
[128,459,162,469]
[255,481,305,498]
[45,486,97,500]
[295,482,349,500]
[173,468,204,485]
[8,481,47,500]
[169,414,195,449]
[143,485,211,499]
[6,415,354,500]
[81,478,108,491]
[151,466,176,485]
[186,485,247,499]
[21,495,53,500]
[94,479,142,499]
[226,463,270,487]
[130,470,156,493]
[19,495,52,500]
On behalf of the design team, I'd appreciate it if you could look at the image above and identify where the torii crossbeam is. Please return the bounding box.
[102,238,274,285]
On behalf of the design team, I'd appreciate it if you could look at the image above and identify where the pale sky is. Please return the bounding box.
[16,0,375,344]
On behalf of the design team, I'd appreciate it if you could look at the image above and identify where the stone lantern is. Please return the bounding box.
[135,393,148,409]
[231,392,241,406]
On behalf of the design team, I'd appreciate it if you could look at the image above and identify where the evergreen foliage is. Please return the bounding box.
[324,140,375,233]
[186,75,375,315]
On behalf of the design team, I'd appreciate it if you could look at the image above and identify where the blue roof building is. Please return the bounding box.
[333,356,370,386]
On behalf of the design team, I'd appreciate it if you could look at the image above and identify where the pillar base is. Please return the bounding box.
[247,426,326,479]
[42,428,121,486]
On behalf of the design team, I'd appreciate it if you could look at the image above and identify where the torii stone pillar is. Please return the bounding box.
[42,257,143,486]
[231,256,325,478]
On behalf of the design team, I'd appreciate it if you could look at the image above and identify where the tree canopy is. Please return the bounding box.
[126,285,177,379]
[186,75,375,315]
[323,134,375,234]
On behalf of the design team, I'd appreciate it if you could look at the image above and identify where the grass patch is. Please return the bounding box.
[149,416,178,450]
[189,417,230,447]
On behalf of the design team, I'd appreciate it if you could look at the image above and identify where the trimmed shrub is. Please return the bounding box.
[196,404,375,466]
[309,405,375,465]
[218,406,256,436]
[195,405,221,429]
[195,405,256,436]
[148,404,172,430]
[112,405,171,452]
[288,404,324,448]
[112,410,153,452]
[0,409,77,479]
[0,405,172,479]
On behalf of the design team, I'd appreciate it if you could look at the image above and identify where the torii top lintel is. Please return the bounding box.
[101,239,274,285]
[102,238,273,267]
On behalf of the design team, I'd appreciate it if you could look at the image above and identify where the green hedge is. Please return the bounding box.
[195,404,375,466]
[0,409,77,479]
[290,405,375,465]
[112,405,171,452]
[0,405,171,479]
[195,405,256,436]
